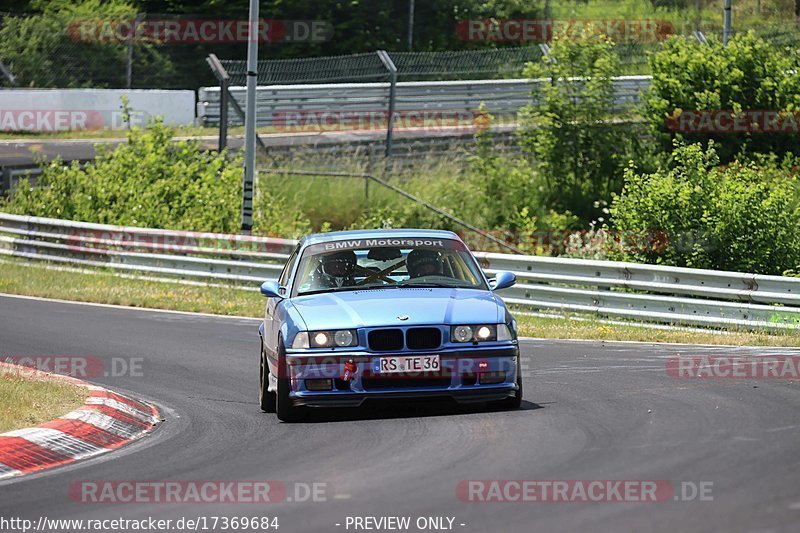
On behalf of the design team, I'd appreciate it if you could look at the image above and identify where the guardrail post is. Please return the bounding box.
[206,54,231,152]
[0,61,17,87]
[219,77,229,151]
[376,50,398,158]
[723,0,732,45]
[692,31,708,45]
[1,168,10,196]
[207,54,266,152]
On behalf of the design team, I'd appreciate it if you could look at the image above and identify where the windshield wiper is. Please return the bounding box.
[396,282,470,288]
[297,286,358,296]
[298,284,398,296]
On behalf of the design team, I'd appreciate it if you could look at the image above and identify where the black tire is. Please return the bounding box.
[259,341,276,413]
[490,367,523,410]
[275,335,306,422]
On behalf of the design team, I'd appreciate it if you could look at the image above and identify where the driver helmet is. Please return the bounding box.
[406,249,443,278]
[321,250,356,278]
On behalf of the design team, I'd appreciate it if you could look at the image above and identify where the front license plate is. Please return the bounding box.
[377,355,440,374]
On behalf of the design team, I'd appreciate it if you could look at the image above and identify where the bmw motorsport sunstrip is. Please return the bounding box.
[258,229,521,422]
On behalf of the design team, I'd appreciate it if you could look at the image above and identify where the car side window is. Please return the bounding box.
[279,245,301,288]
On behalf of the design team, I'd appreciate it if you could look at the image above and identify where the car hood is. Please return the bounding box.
[291,288,503,330]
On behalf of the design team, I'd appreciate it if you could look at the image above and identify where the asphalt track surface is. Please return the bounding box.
[1,293,799,533]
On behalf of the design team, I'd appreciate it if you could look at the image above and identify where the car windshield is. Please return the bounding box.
[293,237,487,296]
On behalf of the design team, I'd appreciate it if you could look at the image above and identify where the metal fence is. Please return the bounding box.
[1,161,96,196]
[0,212,293,283]
[200,39,659,157]
[199,63,651,159]
[3,212,800,331]
[198,75,651,128]
[217,47,549,87]
[2,164,42,196]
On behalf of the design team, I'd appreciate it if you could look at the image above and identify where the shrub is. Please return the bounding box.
[644,31,800,163]
[518,33,651,222]
[4,119,242,233]
[610,140,800,274]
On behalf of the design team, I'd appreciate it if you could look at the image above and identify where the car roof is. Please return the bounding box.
[300,228,461,247]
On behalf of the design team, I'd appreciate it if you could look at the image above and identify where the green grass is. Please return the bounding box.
[2,258,800,347]
[252,149,493,237]
[0,259,265,317]
[515,313,800,347]
[0,373,86,433]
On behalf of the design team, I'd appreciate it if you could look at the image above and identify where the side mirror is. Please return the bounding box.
[260,280,284,298]
[490,271,516,291]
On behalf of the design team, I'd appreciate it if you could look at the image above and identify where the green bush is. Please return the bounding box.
[3,119,242,233]
[610,140,800,275]
[644,31,800,163]
[518,33,651,222]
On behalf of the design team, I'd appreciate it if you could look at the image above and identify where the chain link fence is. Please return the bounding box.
[215,44,665,86]
[2,6,798,90]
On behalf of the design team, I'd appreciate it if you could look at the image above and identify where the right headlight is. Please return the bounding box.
[451,324,498,343]
[450,324,513,343]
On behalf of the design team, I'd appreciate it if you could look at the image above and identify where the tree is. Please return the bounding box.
[517,33,649,222]
[0,0,174,88]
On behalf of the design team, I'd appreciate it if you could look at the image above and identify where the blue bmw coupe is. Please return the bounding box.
[258,229,521,421]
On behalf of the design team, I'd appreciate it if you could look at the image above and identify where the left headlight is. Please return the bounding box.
[309,329,358,348]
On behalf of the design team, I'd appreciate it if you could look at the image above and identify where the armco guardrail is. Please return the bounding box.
[473,252,800,330]
[0,213,294,283]
[2,160,93,195]
[197,76,651,128]
[1,165,43,196]
[2,212,799,331]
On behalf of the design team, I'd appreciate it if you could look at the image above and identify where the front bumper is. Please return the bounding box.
[282,345,519,408]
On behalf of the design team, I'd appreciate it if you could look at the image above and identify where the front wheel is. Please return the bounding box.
[490,367,523,410]
[259,343,276,413]
[276,336,306,422]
